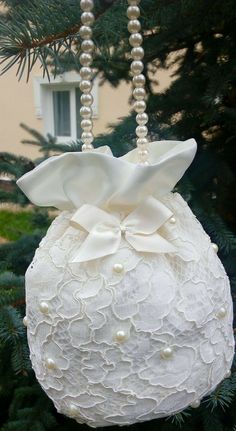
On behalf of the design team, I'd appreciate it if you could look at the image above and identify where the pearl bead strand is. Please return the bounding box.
[127,0,149,164]
[79,0,95,151]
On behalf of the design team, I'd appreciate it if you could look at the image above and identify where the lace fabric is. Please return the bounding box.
[25,192,234,427]
[18,140,234,426]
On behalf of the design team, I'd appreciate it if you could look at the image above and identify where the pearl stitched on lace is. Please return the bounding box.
[24,192,234,427]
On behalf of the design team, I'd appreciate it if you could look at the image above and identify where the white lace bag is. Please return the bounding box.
[17,139,234,427]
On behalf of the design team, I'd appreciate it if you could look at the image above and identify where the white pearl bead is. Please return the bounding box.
[133,87,146,100]
[80,106,92,118]
[140,160,150,166]
[225,370,231,378]
[79,79,92,93]
[129,33,143,47]
[81,12,95,26]
[82,143,94,151]
[136,125,148,138]
[81,119,93,131]
[69,403,79,417]
[133,74,146,87]
[114,330,127,343]
[216,307,227,319]
[80,0,94,12]
[133,100,146,113]
[212,243,219,253]
[81,131,93,145]
[23,316,28,327]
[79,53,92,66]
[79,25,92,39]
[39,301,49,314]
[80,67,92,80]
[138,149,149,162]
[190,399,200,408]
[113,263,124,273]
[45,358,56,369]
[128,19,141,34]
[81,39,94,53]
[131,60,144,75]
[131,46,144,60]
[136,112,148,125]
[137,137,148,150]
[127,6,140,19]
[161,347,173,359]
[169,217,176,224]
[81,93,93,106]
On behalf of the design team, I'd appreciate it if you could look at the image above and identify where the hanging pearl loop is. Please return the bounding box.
[79,0,95,151]
[127,0,149,164]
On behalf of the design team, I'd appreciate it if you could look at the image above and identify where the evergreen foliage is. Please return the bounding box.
[0,0,235,430]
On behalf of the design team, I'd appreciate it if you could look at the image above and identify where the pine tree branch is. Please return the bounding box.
[0,0,118,79]
[0,0,194,81]
[18,4,113,51]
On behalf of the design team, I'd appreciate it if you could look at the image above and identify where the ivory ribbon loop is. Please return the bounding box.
[69,196,176,263]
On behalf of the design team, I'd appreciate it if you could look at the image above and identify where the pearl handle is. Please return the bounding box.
[127,0,149,164]
[79,0,95,151]
[79,0,149,161]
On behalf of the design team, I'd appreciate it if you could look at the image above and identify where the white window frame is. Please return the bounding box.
[33,71,98,143]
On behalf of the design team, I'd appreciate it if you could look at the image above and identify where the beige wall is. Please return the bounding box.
[0,63,172,159]
[0,64,132,158]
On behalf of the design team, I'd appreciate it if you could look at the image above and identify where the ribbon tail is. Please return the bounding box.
[124,196,173,234]
[126,232,176,254]
[70,229,121,263]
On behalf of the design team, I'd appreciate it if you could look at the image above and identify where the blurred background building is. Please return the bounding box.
[0,65,172,157]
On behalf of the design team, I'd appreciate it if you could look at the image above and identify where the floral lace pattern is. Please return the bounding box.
[25,193,234,427]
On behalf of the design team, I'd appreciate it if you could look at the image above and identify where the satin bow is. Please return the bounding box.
[69,196,176,263]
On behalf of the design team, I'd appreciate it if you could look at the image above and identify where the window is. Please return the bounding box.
[33,71,98,143]
[53,90,71,137]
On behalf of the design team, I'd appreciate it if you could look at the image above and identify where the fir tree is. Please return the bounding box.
[0,1,235,430]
